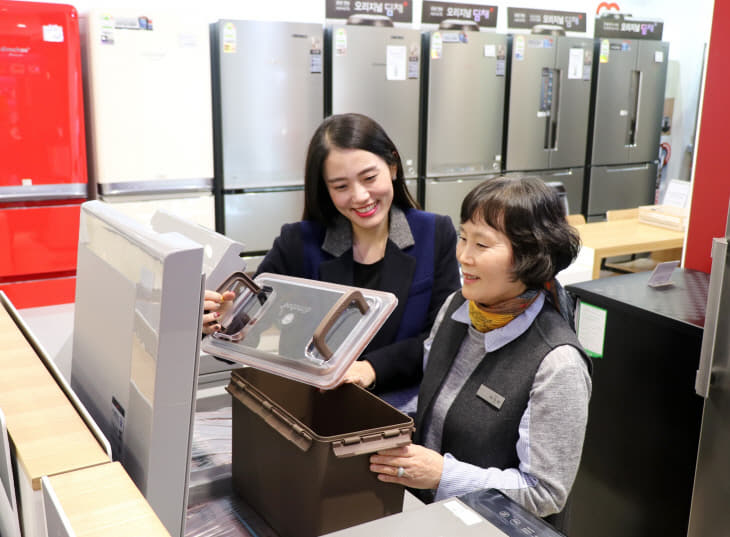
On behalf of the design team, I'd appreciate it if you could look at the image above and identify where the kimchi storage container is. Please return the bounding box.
[201,273,414,536]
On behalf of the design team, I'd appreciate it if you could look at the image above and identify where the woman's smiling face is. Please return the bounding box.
[456,217,527,306]
[323,147,395,236]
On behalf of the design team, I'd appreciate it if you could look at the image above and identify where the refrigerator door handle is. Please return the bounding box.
[98,178,213,197]
[627,70,642,147]
[0,184,86,202]
[548,68,561,151]
[605,164,651,173]
[695,237,729,398]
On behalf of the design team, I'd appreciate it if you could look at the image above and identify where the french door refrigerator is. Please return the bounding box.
[687,205,730,537]
[327,16,421,197]
[504,29,593,214]
[586,37,669,220]
[0,0,88,309]
[422,24,506,227]
[210,20,323,258]
[80,9,215,228]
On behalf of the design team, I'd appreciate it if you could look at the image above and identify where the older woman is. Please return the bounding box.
[367,175,592,529]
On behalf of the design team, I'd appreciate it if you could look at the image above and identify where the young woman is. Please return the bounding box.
[366,175,592,529]
[204,113,461,407]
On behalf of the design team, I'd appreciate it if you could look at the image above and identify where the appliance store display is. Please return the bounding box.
[421,22,507,228]
[1,4,692,536]
[210,19,323,255]
[0,0,88,308]
[504,27,593,214]
[81,9,215,228]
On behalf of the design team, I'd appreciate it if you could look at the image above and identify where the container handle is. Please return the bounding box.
[226,378,313,452]
[312,290,369,361]
[332,428,414,458]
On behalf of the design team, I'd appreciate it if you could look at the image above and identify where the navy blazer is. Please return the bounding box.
[255,207,461,393]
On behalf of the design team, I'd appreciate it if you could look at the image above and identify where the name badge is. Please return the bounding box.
[477,384,505,410]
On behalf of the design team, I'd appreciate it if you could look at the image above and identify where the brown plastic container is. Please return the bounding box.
[227,367,415,537]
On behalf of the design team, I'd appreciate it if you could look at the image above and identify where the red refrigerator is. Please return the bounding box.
[0,1,88,309]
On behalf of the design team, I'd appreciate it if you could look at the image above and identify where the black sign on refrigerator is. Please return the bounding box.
[504,27,593,215]
[586,18,669,219]
[421,17,506,228]
[210,20,324,257]
[327,15,421,199]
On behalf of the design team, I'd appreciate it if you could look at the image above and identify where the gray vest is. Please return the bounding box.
[415,293,589,471]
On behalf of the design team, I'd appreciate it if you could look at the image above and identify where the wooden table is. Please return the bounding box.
[43,462,171,537]
[0,297,110,537]
[575,219,686,280]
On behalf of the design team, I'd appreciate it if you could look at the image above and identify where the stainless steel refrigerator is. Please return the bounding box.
[504,29,593,214]
[586,38,669,219]
[688,206,730,537]
[210,20,323,258]
[422,23,506,228]
[327,15,421,196]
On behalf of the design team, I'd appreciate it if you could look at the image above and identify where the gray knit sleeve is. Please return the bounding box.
[435,344,591,518]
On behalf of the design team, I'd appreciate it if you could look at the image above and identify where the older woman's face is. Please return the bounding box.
[457,218,527,306]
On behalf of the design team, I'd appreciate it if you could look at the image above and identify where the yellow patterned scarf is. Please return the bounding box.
[468,290,540,333]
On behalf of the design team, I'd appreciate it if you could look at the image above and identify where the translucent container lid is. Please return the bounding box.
[201,272,397,389]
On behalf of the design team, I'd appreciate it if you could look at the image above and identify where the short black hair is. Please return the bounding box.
[302,113,419,226]
[460,175,581,287]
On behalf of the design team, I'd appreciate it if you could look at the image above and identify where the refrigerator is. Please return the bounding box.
[586,37,669,220]
[210,19,323,255]
[687,205,730,537]
[327,15,421,197]
[70,200,205,537]
[0,0,88,309]
[504,29,593,214]
[422,23,506,228]
[80,9,215,228]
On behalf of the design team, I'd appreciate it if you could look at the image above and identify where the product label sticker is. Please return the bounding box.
[655,50,664,63]
[311,37,323,73]
[568,47,583,79]
[443,500,483,526]
[42,24,64,43]
[599,39,610,63]
[431,31,443,59]
[576,301,607,358]
[583,48,593,80]
[335,27,347,56]
[484,43,496,57]
[441,32,461,43]
[386,44,406,80]
[21,178,32,186]
[514,34,525,61]
[495,43,506,76]
[407,43,419,78]
[222,22,236,53]
[111,396,126,460]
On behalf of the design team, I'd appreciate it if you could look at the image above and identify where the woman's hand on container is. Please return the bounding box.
[369,444,443,490]
[202,289,235,335]
[341,360,376,389]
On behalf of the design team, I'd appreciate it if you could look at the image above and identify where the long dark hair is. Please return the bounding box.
[460,175,581,287]
[302,113,419,226]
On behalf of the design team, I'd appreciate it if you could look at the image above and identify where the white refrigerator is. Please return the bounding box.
[80,9,215,228]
